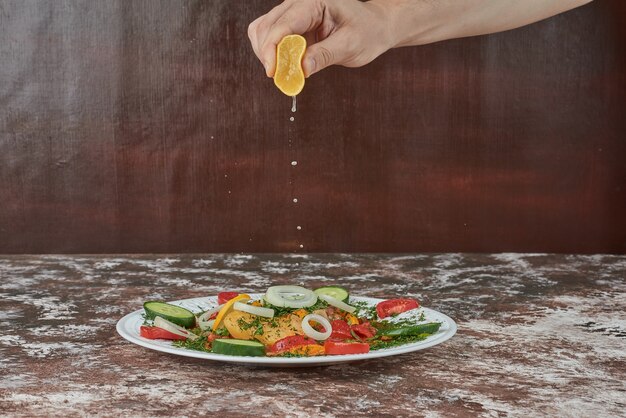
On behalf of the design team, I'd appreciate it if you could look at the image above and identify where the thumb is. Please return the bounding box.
[302,33,350,77]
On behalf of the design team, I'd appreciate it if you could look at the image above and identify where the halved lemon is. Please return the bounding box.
[274,34,306,96]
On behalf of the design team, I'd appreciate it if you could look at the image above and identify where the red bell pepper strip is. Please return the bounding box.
[351,322,377,339]
[324,340,370,355]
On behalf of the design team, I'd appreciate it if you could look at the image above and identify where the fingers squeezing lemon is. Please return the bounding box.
[274,35,306,96]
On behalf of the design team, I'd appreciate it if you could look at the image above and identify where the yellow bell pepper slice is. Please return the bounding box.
[292,309,308,319]
[212,294,250,331]
[287,344,325,356]
[345,313,359,325]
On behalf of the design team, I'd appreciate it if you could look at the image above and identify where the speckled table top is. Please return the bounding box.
[1,253,625,417]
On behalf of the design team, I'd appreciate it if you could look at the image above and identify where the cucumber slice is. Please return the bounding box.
[143,301,196,329]
[314,286,350,303]
[380,322,442,337]
[212,339,266,357]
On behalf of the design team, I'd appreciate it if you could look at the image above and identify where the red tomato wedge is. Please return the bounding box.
[376,298,419,318]
[269,335,318,354]
[217,292,239,305]
[324,340,370,355]
[140,326,187,341]
[329,320,352,341]
[351,322,377,339]
[206,333,223,344]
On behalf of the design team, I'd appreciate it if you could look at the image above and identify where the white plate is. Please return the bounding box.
[116,294,457,366]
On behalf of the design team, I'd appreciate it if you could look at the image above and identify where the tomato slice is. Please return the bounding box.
[206,333,223,344]
[351,322,377,339]
[376,298,419,318]
[217,292,239,305]
[324,340,370,355]
[140,326,187,341]
[329,320,352,341]
[269,335,318,354]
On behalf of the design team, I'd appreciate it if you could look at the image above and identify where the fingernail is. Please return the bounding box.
[263,61,270,76]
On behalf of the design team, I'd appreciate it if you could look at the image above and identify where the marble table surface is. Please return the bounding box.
[0,253,624,417]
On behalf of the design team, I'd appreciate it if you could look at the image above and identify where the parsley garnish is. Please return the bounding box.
[369,334,429,350]
[214,326,230,336]
[351,301,377,320]
[173,335,210,352]
[262,299,329,316]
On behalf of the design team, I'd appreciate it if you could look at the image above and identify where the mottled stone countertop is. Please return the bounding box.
[1,254,625,417]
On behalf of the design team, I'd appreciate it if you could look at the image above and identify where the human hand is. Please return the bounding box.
[248,0,593,78]
[248,0,393,78]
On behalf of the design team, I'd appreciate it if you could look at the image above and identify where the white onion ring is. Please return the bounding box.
[233,301,275,318]
[198,304,224,322]
[198,319,215,331]
[154,316,198,341]
[265,285,318,308]
[318,294,356,314]
[301,314,332,341]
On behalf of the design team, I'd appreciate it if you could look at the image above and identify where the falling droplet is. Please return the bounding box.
[289,116,295,122]
[291,96,297,113]
[291,161,297,166]
[293,198,298,203]
[299,244,304,249]
[296,226,302,230]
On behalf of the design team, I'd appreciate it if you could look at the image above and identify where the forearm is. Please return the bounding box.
[248,0,594,77]
[375,0,593,48]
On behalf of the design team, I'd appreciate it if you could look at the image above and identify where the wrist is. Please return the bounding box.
[362,0,399,53]
[368,0,451,48]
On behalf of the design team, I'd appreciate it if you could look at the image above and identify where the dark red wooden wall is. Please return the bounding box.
[0,0,624,254]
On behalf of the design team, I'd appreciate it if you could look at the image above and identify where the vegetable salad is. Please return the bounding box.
[140,285,442,357]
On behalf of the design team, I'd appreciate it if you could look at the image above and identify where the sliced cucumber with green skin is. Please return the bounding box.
[380,322,442,337]
[143,301,196,328]
[314,286,350,303]
[212,339,266,357]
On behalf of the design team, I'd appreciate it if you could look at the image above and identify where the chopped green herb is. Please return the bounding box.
[141,312,155,326]
[173,335,210,353]
[262,299,329,317]
[275,351,307,358]
[304,298,329,313]
[214,326,230,336]
[352,301,377,320]
[369,334,430,350]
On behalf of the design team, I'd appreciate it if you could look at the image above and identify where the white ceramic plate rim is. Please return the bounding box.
[116,294,457,365]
